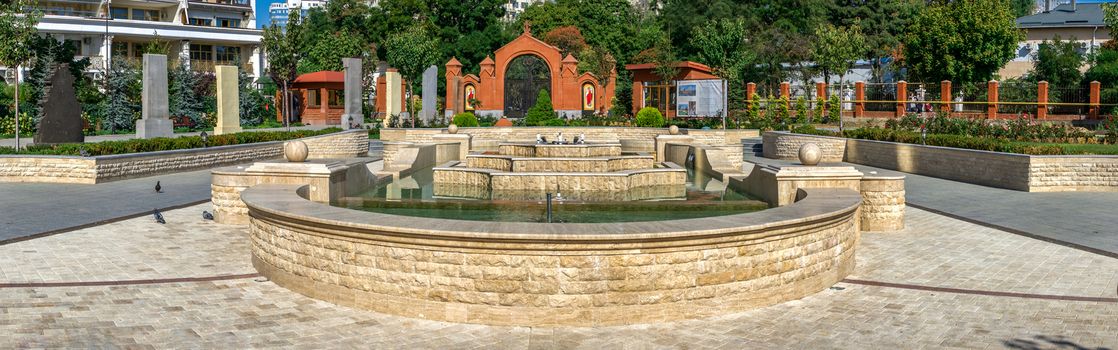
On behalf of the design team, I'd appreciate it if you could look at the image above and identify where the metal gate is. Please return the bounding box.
[504,55,551,118]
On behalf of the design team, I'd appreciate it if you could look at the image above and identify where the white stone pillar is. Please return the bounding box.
[136,54,174,138]
[214,65,242,135]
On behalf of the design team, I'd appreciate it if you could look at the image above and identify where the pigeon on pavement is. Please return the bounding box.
[153,209,166,224]
[202,211,214,220]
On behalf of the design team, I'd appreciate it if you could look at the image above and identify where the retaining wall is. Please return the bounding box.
[243,185,861,326]
[0,129,369,184]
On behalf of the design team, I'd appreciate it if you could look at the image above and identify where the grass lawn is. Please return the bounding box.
[1011,142,1118,155]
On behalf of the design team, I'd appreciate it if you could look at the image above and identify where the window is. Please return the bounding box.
[188,17,213,26]
[190,44,213,61]
[329,90,344,107]
[215,46,240,63]
[307,89,320,107]
[65,40,83,56]
[110,7,128,19]
[131,43,145,58]
[131,9,160,21]
[216,18,241,28]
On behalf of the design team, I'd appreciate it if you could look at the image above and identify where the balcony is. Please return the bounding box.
[189,0,251,7]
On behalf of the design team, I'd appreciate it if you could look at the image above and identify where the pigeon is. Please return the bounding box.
[202,211,214,220]
[153,209,166,224]
[155,181,162,193]
[78,148,90,157]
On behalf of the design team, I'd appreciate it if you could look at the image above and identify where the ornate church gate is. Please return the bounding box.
[503,55,551,118]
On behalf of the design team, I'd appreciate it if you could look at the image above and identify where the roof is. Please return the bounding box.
[293,71,344,84]
[1017,3,1106,28]
[624,61,714,73]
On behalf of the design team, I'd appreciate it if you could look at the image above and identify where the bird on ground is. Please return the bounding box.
[155,181,162,193]
[153,209,166,224]
[202,211,214,220]
[78,148,90,157]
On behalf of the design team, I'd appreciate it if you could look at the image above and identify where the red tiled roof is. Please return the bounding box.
[294,71,344,84]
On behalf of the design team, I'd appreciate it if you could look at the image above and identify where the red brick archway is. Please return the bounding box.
[445,26,615,118]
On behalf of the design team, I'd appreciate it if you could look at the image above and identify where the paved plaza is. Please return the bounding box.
[1,203,1114,348]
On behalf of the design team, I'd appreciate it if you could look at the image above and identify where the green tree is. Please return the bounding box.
[298,30,370,74]
[1032,36,1084,88]
[813,23,866,88]
[0,0,41,146]
[385,24,441,127]
[691,17,754,87]
[239,71,271,126]
[103,58,141,132]
[168,64,204,126]
[902,0,1021,83]
[262,11,302,127]
[524,90,558,126]
[829,0,923,82]
[1010,0,1035,18]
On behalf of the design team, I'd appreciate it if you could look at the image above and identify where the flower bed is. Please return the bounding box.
[0,128,342,156]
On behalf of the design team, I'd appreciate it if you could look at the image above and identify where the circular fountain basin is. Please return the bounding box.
[242,184,862,326]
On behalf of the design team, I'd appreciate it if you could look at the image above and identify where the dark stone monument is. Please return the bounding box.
[34,63,84,144]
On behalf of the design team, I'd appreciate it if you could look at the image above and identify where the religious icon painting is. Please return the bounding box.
[582,83,595,111]
[464,84,476,111]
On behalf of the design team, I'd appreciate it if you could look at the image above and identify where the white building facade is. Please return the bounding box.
[7,0,263,83]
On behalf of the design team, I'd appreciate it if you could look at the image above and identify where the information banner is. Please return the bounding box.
[675,79,726,117]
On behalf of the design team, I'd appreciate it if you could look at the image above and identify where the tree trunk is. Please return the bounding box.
[13,64,20,149]
[408,83,415,128]
[282,81,290,129]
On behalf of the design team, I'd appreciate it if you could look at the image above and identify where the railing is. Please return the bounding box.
[737,80,1112,120]
[189,0,251,7]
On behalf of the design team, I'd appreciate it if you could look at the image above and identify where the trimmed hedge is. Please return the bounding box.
[843,128,1064,155]
[0,128,343,156]
[635,107,665,128]
[452,112,479,127]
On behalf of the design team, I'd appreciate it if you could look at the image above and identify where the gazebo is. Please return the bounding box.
[626,61,725,118]
[290,71,345,126]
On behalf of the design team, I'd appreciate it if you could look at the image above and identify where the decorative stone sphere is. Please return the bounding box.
[798,143,822,166]
[447,124,459,134]
[284,140,309,162]
[668,125,680,135]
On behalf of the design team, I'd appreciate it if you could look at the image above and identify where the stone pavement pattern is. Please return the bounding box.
[1,204,1115,348]
[0,140,383,243]
[743,150,1118,257]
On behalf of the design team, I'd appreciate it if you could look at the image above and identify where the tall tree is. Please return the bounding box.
[902,0,1021,83]
[262,11,302,127]
[1032,36,1084,88]
[690,18,754,86]
[829,0,923,82]
[1010,0,1036,18]
[812,23,867,88]
[385,24,441,127]
[0,0,41,148]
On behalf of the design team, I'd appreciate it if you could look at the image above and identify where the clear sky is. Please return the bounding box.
[256,0,284,28]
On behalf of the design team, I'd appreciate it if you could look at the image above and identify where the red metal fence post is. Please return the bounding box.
[1037,81,1048,120]
[854,81,865,118]
[896,81,907,118]
[987,80,999,119]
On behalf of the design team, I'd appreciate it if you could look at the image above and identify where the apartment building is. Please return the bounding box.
[5,0,263,83]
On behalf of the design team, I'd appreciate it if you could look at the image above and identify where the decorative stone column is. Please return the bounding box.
[746,82,757,109]
[445,57,463,117]
[860,176,906,231]
[136,54,173,139]
[1089,80,1101,120]
[341,57,363,129]
[214,65,242,135]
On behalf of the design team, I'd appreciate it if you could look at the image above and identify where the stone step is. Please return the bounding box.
[741,137,763,156]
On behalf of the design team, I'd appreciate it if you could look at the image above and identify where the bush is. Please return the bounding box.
[452,112,479,127]
[523,90,559,126]
[10,128,342,156]
[842,127,1065,155]
[635,107,665,127]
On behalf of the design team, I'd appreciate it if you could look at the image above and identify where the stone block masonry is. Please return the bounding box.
[0,130,369,184]
[243,185,862,326]
[762,132,846,163]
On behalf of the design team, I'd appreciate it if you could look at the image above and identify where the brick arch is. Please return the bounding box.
[445,29,615,118]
